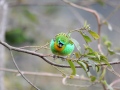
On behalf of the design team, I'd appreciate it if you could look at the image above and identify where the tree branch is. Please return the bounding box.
[0,40,120,68]
[61,0,102,53]
[9,49,40,90]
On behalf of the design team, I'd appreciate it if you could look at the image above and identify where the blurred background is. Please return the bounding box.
[0,0,120,90]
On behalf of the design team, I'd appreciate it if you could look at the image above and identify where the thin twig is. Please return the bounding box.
[0,67,62,77]
[0,40,120,68]
[110,79,120,87]
[61,0,102,53]
[0,67,98,83]
[107,67,120,78]
[9,49,40,90]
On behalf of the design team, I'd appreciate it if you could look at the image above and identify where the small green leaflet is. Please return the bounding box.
[84,45,94,53]
[74,52,81,58]
[67,60,76,75]
[83,21,90,29]
[95,65,100,72]
[108,48,115,55]
[104,41,111,48]
[90,75,96,82]
[79,31,92,43]
[77,61,89,72]
[88,60,100,72]
[100,55,111,67]
[83,35,92,43]
[88,30,99,40]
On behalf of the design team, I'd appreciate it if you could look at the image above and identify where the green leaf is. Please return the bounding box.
[95,52,101,60]
[77,60,91,77]
[104,41,112,48]
[83,21,90,29]
[77,61,89,72]
[90,75,96,82]
[84,21,87,27]
[71,38,81,52]
[88,30,99,40]
[87,60,100,72]
[108,48,115,55]
[100,55,111,67]
[95,65,100,72]
[79,31,92,43]
[74,52,81,58]
[83,35,92,43]
[86,52,96,58]
[67,60,76,75]
[84,45,94,53]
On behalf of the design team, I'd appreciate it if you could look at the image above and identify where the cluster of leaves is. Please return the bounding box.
[5,27,35,46]
[102,36,115,55]
[67,22,111,83]
[5,7,38,46]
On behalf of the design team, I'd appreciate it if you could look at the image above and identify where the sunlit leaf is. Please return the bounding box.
[88,30,99,40]
[87,60,100,72]
[67,60,76,75]
[77,62,91,77]
[79,31,92,43]
[86,53,96,58]
[74,52,81,58]
[108,48,115,55]
[84,21,87,28]
[84,45,94,53]
[95,65,100,72]
[77,61,89,72]
[83,21,90,29]
[95,52,101,60]
[100,55,111,67]
[104,41,112,48]
[83,35,92,43]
